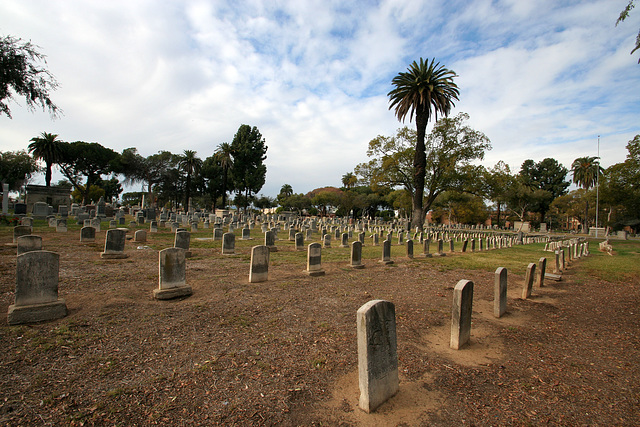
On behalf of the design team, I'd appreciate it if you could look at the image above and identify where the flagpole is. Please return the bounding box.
[595,135,600,238]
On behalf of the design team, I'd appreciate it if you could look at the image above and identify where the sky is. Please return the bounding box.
[1,0,639,199]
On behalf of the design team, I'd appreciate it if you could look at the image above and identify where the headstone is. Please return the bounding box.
[323,234,331,248]
[406,239,413,259]
[174,230,192,258]
[536,257,547,287]
[265,230,277,252]
[351,241,364,269]
[150,221,158,233]
[357,299,398,413]
[134,230,147,243]
[494,267,507,318]
[7,251,67,325]
[306,243,325,276]
[522,263,536,299]
[14,202,27,215]
[222,232,235,255]
[249,245,269,283]
[358,232,366,246]
[213,227,223,241]
[109,220,117,228]
[153,247,193,300]
[295,232,304,251]
[101,229,128,259]
[32,201,49,218]
[340,232,349,248]
[422,238,432,257]
[118,217,125,226]
[56,219,67,233]
[20,217,33,227]
[17,235,42,255]
[80,226,96,242]
[380,239,393,265]
[242,227,252,240]
[450,279,474,350]
[13,225,32,243]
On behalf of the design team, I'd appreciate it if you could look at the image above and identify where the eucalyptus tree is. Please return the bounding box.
[388,57,460,229]
[571,156,603,232]
[28,131,63,187]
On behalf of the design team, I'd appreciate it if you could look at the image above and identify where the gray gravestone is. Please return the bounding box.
[494,267,507,318]
[249,245,269,283]
[295,232,304,251]
[222,232,235,255]
[406,239,413,259]
[17,235,42,255]
[340,232,349,248]
[153,247,192,300]
[536,257,547,287]
[242,227,252,240]
[101,229,128,259]
[451,279,474,350]
[423,238,432,257]
[174,230,191,257]
[380,239,393,265]
[265,230,277,252]
[56,219,67,233]
[8,251,67,325]
[134,230,147,243]
[522,263,536,299]
[357,299,398,413]
[350,241,365,269]
[306,242,325,276]
[13,225,32,243]
[80,226,96,242]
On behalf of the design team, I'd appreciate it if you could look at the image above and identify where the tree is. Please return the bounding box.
[505,176,550,228]
[200,154,224,212]
[230,125,267,212]
[254,195,276,210]
[0,150,39,191]
[388,57,460,229]
[0,35,60,119]
[28,131,63,187]
[616,0,640,63]
[57,141,120,204]
[571,156,603,233]
[431,191,489,225]
[277,184,294,209]
[178,150,203,210]
[483,161,514,228]
[214,142,234,208]
[519,158,570,223]
[341,172,357,189]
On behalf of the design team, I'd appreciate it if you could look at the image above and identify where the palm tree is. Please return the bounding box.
[388,58,459,229]
[341,172,357,189]
[178,150,203,211]
[28,131,63,187]
[214,142,234,208]
[571,156,603,233]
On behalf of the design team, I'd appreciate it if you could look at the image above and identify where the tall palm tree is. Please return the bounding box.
[178,150,203,211]
[388,58,459,229]
[28,131,63,187]
[571,156,603,233]
[214,142,234,208]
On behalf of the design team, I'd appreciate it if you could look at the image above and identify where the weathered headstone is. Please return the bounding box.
[306,243,325,276]
[242,227,252,240]
[406,239,414,259]
[522,263,536,299]
[222,232,235,255]
[249,245,269,283]
[536,257,546,287]
[8,251,67,325]
[149,221,158,233]
[55,219,67,233]
[450,279,474,350]
[494,267,507,318]
[380,239,393,265]
[153,247,193,300]
[340,232,349,248]
[17,235,42,255]
[134,229,147,243]
[101,229,128,259]
[422,238,432,257]
[13,225,32,243]
[351,241,364,269]
[323,233,331,248]
[80,226,96,242]
[265,230,277,252]
[174,230,192,258]
[213,227,223,241]
[357,299,398,413]
[295,232,304,251]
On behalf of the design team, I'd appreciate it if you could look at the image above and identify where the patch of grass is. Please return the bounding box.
[576,239,640,283]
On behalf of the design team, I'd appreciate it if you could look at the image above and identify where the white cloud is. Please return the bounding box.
[0,0,638,198]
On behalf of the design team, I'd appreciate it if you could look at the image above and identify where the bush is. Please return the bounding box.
[0,214,19,226]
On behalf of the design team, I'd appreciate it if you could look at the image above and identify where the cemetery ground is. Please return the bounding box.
[1,222,639,426]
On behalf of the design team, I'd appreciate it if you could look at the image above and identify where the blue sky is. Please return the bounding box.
[1,0,639,198]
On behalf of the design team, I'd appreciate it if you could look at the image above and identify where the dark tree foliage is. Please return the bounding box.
[0,35,60,118]
[230,125,267,210]
[519,158,570,222]
[28,131,63,187]
[0,150,39,190]
[616,0,640,63]
[200,154,225,212]
[57,141,119,204]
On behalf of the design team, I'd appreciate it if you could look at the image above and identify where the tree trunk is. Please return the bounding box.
[411,114,428,230]
[496,202,502,228]
[45,162,52,187]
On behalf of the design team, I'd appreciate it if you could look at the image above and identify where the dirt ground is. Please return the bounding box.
[0,224,638,426]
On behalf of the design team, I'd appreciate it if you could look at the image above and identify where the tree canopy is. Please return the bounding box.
[0,35,60,118]
[0,150,39,191]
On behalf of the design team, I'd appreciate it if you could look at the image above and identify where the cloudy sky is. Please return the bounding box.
[1,0,639,198]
